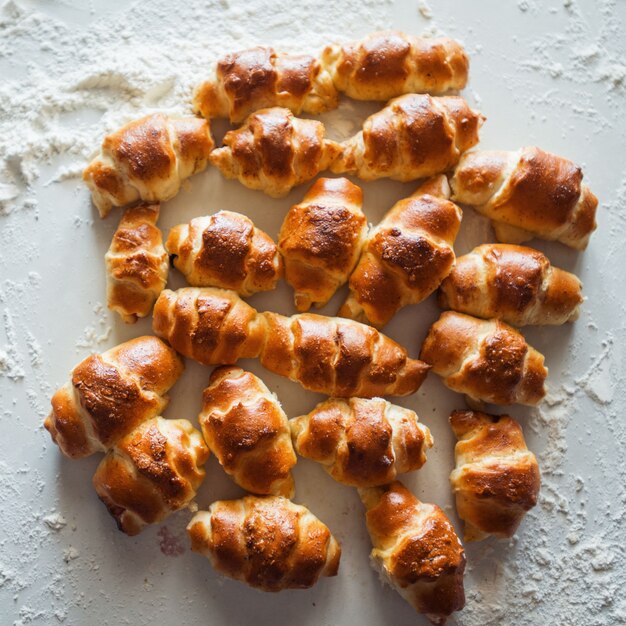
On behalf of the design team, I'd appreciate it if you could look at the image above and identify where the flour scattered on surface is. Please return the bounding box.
[43,513,67,532]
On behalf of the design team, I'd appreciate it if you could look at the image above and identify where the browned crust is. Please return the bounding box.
[188,496,341,591]
[324,31,468,99]
[93,417,208,535]
[291,397,431,487]
[420,312,547,405]
[361,481,465,621]
[200,366,296,496]
[152,288,266,366]
[44,336,183,459]
[167,211,281,294]
[438,243,583,325]
[450,410,541,539]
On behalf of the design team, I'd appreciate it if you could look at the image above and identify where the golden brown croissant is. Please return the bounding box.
[339,176,462,327]
[420,312,547,406]
[438,243,583,326]
[83,113,214,218]
[166,211,282,295]
[199,366,296,497]
[450,147,598,250]
[209,107,341,197]
[152,287,430,397]
[105,203,168,323]
[331,94,483,182]
[93,416,208,536]
[278,177,367,311]
[359,481,465,625]
[44,336,184,459]
[449,409,540,541]
[290,397,433,487]
[187,495,341,591]
[322,31,469,100]
[193,46,338,123]
[152,287,267,366]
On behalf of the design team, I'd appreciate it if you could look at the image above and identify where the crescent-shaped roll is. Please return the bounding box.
[105,203,168,323]
[290,397,433,487]
[44,336,184,459]
[193,46,338,123]
[449,410,540,542]
[152,287,430,397]
[260,311,430,397]
[339,175,462,328]
[322,31,469,100]
[209,107,341,198]
[278,177,368,311]
[199,366,296,497]
[331,94,484,182]
[187,495,341,592]
[420,312,547,406]
[450,147,598,250]
[438,243,583,326]
[359,481,466,625]
[152,288,267,366]
[166,211,282,295]
[83,113,214,218]
[92,416,208,536]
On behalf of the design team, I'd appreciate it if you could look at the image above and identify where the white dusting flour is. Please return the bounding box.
[0,1,625,625]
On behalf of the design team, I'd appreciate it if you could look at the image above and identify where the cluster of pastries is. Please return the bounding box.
[48,28,600,625]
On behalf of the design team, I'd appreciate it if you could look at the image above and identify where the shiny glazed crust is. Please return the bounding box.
[209,107,342,197]
[290,397,433,487]
[449,410,540,541]
[187,495,341,591]
[438,243,583,326]
[339,175,462,327]
[419,311,548,406]
[193,46,338,123]
[278,177,367,311]
[105,203,168,323]
[166,211,282,295]
[44,336,184,459]
[83,113,214,217]
[450,147,598,250]
[331,94,484,182]
[322,31,468,100]
[199,366,296,497]
[359,481,466,625]
[93,416,209,535]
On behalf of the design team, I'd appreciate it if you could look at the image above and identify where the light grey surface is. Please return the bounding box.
[1,1,625,625]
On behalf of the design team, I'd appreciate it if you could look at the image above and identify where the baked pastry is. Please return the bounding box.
[199,366,296,497]
[331,94,483,182]
[450,147,598,250]
[93,416,208,536]
[166,211,282,295]
[187,495,341,591]
[278,177,367,310]
[193,46,338,123]
[420,311,547,406]
[152,287,430,397]
[438,243,583,326]
[209,107,341,197]
[44,336,184,459]
[105,203,168,323]
[83,113,214,218]
[449,409,540,541]
[260,311,429,397]
[152,287,267,366]
[359,481,465,625]
[322,31,468,100]
[290,397,433,487]
[339,175,462,327]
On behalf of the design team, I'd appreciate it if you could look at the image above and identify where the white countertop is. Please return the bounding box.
[0,1,624,624]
